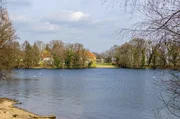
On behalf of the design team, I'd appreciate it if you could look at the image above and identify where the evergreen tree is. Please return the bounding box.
[23,41,33,68]
[32,43,40,67]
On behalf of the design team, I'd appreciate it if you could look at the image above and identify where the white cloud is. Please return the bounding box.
[70,11,90,21]
[33,22,60,32]
[10,10,120,44]
[10,15,34,23]
[47,10,90,22]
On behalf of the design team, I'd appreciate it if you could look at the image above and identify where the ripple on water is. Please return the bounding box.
[0,69,172,119]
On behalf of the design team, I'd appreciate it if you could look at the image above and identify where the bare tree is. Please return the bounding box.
[103,0,180,118]
[103,0,180,42]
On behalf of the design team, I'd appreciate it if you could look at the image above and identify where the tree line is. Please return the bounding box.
[98,38,180,69]
[13,40,96,69]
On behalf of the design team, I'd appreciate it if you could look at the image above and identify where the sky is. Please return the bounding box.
[6,0,141,52]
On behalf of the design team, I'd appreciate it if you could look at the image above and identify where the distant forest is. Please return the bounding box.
[12,40,97,69]
[3,37,180,70]
[95,38,180,69]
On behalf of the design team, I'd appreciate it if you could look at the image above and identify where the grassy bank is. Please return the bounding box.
[96,63,116,68]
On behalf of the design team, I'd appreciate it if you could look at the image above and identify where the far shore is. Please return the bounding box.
[14,66,117,69]
[0,98,56,119]
[13,64,179,70]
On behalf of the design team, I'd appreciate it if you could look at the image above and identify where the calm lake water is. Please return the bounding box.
[0,69,165,119]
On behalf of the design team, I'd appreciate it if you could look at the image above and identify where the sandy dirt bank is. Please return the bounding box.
[96,66,116,68]
[0,98,56,119]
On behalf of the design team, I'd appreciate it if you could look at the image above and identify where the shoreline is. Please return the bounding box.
[13,65,179,70]
[0,98,56,119]
[14,66,116,69]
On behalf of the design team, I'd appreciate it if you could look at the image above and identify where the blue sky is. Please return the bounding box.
[7,0,141,52]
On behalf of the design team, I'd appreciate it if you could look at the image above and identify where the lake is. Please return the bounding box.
[0,69,165,119]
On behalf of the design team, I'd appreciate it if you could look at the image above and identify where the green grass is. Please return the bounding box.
[96,63,115,68]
